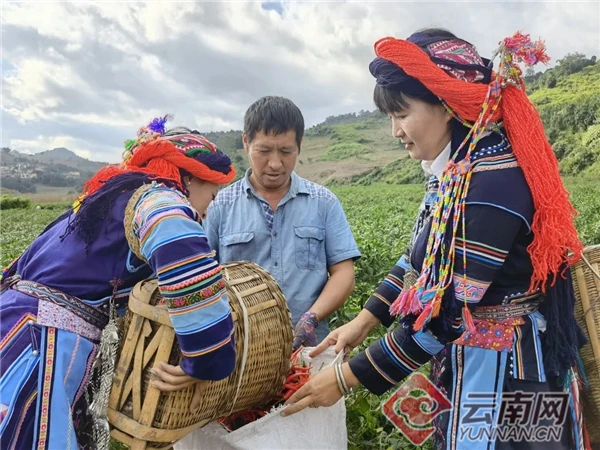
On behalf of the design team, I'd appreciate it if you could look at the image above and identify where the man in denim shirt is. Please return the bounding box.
[204,96,361,349]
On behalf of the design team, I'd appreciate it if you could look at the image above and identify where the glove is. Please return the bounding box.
[292,311,319,350]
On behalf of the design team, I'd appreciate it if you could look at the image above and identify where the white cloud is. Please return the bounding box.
[2,1,599,162]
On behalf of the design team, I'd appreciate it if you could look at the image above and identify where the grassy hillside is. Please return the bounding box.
[529,62,600,177]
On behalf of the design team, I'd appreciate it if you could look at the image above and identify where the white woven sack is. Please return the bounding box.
[176,347,347,450]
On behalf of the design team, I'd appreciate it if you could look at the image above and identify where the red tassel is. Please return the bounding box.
[413,302,434,332]
[431,293,442,318]
[410,289,423,315]
[502,87,583,290]
[462,307,476,334]
[389,291,405,316]
[390,288,417,316]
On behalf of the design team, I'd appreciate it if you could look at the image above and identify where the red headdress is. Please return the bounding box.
[384,32,583,332]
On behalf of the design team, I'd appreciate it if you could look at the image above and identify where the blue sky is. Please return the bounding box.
[2,1,599,162]
[262,1,284,15]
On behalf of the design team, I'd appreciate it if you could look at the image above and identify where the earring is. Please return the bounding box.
[187,180,192,186]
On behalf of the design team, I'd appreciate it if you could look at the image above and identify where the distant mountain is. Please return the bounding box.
[38,147,75,158]
[0,147,109,194]
[2,147,108,173]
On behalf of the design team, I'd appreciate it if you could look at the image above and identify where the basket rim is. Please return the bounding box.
[583,244,600,251]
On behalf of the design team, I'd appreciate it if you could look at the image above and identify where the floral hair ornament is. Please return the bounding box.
[121,115,172,166]
[490,31,551,89]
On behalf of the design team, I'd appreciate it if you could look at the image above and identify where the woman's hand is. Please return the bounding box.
[281,363,359,417]
[309,309,380,358]
[150,361,198,392]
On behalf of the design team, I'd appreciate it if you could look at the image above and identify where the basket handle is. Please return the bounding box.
[575,265,600,364]
[227,284,251,415]
[581,253,600,281]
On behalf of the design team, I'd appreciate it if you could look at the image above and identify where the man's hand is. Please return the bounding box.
[292,311,319,350]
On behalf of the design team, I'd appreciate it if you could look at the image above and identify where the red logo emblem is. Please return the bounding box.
[382,372,452,445]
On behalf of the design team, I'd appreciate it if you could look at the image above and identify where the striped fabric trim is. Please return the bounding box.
[138,210,191,242]
[455,237,508,268]
[365,348,398,385]
[372,292,391,306]
[447,344,464,450]
[381,333,421,373]
[139,216,202,250]
[37,327,56,450]
[162,274,224,302]
[160,259,219,284]
[382,272,404,293]
[472,152,518,172]
[134,188,195,223]
[181,332,233,357]
[160,266,222,292]
[513,325,525,379]
[159,253,217,280]
[473,161,519,173]
[0,314,36,351]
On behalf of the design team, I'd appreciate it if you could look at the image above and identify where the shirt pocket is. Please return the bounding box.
[294,226,326,270]
[219,231,256,263]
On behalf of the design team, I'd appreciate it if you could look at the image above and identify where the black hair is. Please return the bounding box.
[243,96,304,149]
[373,81,440,115]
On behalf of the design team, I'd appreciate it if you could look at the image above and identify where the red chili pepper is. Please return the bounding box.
[218,348,314,431]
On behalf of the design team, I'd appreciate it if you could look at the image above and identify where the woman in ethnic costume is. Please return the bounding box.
[0,117,237,450]
[283,29,590,449]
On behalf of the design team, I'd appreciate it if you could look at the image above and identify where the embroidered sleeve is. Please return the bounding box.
[349,204,525,395]
[131,186,235,380]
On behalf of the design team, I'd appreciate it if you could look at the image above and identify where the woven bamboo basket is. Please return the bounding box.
[107,261,294,450]
[571,245,600,443]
